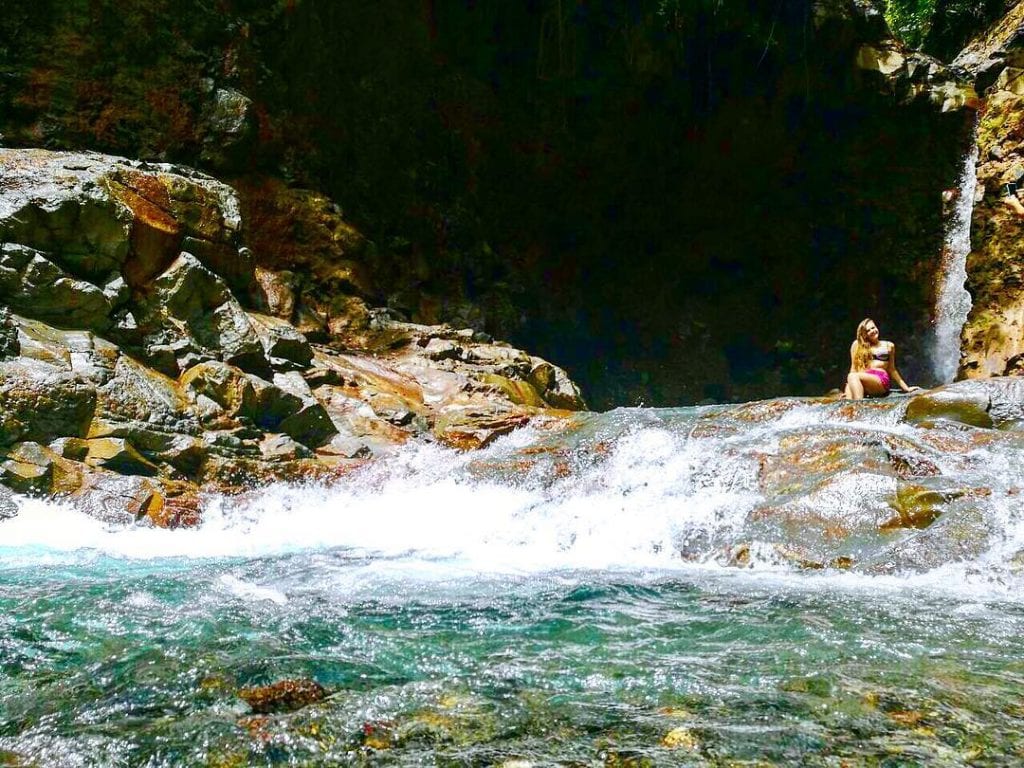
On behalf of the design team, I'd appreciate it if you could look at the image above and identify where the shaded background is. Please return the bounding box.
[0,0,996,407]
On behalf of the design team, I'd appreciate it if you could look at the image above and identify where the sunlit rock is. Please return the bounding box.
[83,437,159,476]
[247,312,313,370]
[903,384,994,428]
[238,678,327,715]
[0,441,82,495]
[0,358,97,446]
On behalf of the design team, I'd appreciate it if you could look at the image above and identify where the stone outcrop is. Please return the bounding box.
[0,147,586,526]
[954,3,1024,380]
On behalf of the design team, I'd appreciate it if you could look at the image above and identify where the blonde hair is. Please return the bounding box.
[852,318,876,372]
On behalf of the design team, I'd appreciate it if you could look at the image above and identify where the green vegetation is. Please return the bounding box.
[882,0,939,49]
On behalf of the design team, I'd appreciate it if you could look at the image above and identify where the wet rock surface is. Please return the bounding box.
[956,5,1024,381]
[0,148,586,525]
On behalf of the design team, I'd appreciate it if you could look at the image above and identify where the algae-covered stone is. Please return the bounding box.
[904,385,993,429]
[238,679,327,714]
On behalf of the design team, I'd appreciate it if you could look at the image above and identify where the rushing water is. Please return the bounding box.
[931,119,979,384]
[3,397,1024,766]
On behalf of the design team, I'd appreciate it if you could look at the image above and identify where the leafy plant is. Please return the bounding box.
[882,0,939,49]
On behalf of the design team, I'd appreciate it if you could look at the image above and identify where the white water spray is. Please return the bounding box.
[931,118,978,383]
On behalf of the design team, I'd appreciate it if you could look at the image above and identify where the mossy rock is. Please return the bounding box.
[904,386,993,428]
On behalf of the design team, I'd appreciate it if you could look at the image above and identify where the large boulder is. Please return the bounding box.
[137,252,267,375]
[903,382,994,428]
[0,358,97,446]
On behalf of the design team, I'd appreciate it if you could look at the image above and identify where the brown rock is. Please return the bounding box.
[238,678,327,714]
[147,490,201,528]
[903,385,993,429]
[254,266,296,319]
[84,437,159,476]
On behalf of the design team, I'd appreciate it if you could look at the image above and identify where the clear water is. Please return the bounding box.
[3,401,1024,766]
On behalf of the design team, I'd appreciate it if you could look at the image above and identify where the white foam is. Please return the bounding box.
[0,409,1020,603]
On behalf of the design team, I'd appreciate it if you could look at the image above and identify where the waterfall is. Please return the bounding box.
[931,118,979,383]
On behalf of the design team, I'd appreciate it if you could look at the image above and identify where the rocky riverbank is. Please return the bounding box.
[0,148,585,526]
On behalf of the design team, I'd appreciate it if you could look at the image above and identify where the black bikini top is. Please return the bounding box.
[872,345,890,362]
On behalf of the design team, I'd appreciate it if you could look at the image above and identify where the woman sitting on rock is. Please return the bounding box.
[843,318,920,399]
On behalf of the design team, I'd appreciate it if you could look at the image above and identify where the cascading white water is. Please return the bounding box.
[931,118,979,383]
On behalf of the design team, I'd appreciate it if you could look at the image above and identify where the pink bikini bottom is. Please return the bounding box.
[865,368,891,392]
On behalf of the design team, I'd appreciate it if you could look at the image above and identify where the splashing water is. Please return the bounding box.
[932,118,978,383]
[3,397,1024,765]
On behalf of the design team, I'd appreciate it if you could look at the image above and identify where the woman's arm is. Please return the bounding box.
[849,341,858,373]
[887,343,920,393]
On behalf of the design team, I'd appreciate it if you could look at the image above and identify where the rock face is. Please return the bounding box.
[0,147,586,525]
[0,0,981,407]
[955,4,1024,380]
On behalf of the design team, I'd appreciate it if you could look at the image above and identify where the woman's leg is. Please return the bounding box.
[846,371,886,400]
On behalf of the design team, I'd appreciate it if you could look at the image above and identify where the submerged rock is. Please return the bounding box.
[239,679,327,714]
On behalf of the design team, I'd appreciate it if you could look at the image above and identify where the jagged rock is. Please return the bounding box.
[856,40,977,111]
[235,177,367,290]
[146,489,202,529]
[153,434,208,476]
[95,354,198,435]
[49,437,91,462]
[259,433,313,461]
[3,454,48,495]
[528,358,587,410]
[247,312,313,370]
[474,373,547,408]
[0,243,113,331]
[179,361,257,419]
[245,374,304,429]
[0,358,97,446]
[272,372,337,447]
[0,148,588,504]
[0,441,82,495]
[0,150,132,280]
[434,409,532,451]
[200,87,257,172]
[316,432,375,460]
[70,474,170,526]
[13,317,119,384]
[84,437,159,476]
[254,266,297,319]
[140,252,267,374]
[952,3,1024,91]
[423,338,463,362]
